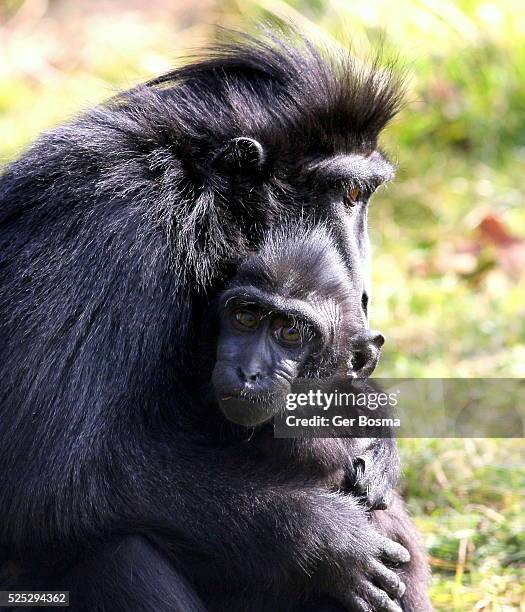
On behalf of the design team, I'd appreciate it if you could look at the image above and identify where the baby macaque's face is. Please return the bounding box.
[212,301,318,427]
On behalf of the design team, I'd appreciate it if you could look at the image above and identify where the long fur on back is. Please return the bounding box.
[0,28,404,547]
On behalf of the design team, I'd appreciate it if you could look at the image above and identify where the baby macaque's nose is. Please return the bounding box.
[238,366,263,383]
[349,330,385,377]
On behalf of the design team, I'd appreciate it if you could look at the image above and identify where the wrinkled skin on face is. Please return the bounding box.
[212,225,386,428]
[212,303,317,426]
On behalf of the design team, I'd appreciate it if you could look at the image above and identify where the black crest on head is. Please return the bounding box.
[143,27,405,166]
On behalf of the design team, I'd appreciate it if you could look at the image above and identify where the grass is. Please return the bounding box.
[400,439,524,610]
[1,0,524,609]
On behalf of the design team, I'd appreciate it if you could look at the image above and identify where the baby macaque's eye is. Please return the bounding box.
[233,309,259,330]
[278,326,301,345]
[272,317,304,348]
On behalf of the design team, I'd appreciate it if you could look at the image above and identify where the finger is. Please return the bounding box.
[364,584,403,612]
[370,559,406,599]
[347,594,372,611]
[327,585,370,611]
[379,537,411,565]
[354,455,367,476]
[353,461,394,510]
[374,490,393,510]
[365,485,393,510]
[353,456,368,494]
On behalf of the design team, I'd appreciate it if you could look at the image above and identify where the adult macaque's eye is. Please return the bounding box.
[233,309,259,330]
[346,185,361,207]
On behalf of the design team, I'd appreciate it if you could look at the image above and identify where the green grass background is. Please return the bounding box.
[0,0,523,609]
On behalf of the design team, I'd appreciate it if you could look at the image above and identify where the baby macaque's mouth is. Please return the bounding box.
[218,394,277,427]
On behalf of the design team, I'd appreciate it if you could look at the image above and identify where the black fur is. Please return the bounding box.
[0,28,429,611]
[207,224,431,611]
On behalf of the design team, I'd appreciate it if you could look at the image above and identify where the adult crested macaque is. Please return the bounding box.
[210,225,432,611]
[0,28,432,612]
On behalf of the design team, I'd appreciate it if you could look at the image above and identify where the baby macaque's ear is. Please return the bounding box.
[214,137,265,172]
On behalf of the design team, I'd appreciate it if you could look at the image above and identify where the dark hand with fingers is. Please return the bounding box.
[319,528,410,612]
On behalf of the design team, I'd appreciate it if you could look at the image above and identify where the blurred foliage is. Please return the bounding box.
[0,0,524,610]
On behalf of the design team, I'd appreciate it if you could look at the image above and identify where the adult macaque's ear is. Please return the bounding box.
[214,137,265,172]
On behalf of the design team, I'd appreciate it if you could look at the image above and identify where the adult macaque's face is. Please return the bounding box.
[212,302,316,427]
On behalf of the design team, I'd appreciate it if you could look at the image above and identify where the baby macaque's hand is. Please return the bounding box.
[351,440,400,510]
[353,455,392,510]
